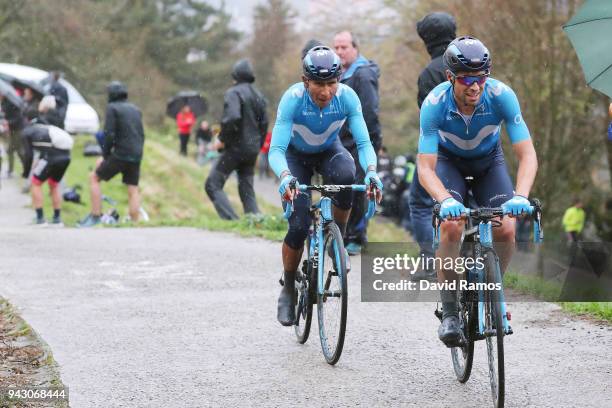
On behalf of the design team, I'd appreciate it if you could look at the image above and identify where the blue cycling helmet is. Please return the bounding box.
[302,46,342,81]
[444,36,491,74]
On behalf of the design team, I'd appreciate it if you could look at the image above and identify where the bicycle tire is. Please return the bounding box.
[295,240,314,344]
[484,250,505,408]
[451,288,477,382]
[317,222,348,365]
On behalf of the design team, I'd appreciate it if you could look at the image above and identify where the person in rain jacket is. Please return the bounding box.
[334,30,381,255]
[176,105,196,156]
[21,110,73,225]
[562,198,586,242]
[79,81,145,227]
[205,59,268,220]
[409,12,457,281]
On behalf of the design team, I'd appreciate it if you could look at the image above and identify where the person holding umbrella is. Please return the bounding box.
[166,91,206,156]
[176,104,196,156]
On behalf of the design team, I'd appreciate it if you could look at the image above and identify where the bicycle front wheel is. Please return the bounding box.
[484,250,505,408]
[451,288,477,382]
[317,222,348,365]
[294,240,314,344]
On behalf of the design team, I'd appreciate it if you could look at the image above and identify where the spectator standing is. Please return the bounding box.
[21,113,73,225]
[49,71,68,129]
[176,105,196,156]
[22,87,41,126]
[562,198,586,242]
[409,12,457,281]
[79,81,145,227]
[334,30,381,255]
[205,59,268,220]
[196,120,213,164]
[0,94,24,177]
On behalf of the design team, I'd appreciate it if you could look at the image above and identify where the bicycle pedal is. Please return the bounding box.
[484,328,496,337]
[506,325,514,335]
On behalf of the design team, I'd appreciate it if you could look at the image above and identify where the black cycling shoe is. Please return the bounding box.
[438,315,464,347]
[277,284,296,326]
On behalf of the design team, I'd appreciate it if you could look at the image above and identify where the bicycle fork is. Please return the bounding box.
[477,222,512,337]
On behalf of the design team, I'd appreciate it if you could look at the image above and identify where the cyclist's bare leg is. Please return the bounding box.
[493,216,516,273]
[437,219,465,345]
[332,206,350,236]
[282,242,304,275]
[437,219,464,283]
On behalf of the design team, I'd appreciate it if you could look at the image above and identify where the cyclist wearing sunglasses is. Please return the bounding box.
[269,45,382,326]
[417,36,538,347]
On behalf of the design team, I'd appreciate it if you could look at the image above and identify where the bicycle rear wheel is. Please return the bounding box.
[484,251,505,408]
[294,241,314,344]
[317,222,348,365]
[451,288,477,382]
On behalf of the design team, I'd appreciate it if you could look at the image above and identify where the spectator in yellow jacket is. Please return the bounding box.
[562,198,585,242]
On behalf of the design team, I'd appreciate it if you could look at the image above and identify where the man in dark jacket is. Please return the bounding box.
[334,30,381,255]
[205,59,268,220]
[409,12,456,281]
[49,71,68,129]
[79,81,145,227]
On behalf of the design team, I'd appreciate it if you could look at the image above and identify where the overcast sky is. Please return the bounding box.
[208,0,387,35]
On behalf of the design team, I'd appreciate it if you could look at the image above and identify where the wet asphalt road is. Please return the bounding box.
[1,179,611,408]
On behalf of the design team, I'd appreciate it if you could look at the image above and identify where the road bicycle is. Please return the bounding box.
[282,182,377,365]
[432,199,543,408]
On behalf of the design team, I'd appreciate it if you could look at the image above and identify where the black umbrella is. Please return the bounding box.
[166,91,207,118]
[11,78,47,99]
[0,78,24,109]
[0,73,46,99]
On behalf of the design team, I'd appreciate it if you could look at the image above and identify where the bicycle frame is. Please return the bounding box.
[284,184,376,297]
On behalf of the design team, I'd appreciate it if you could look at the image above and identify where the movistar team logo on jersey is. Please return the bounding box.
[424,89,447,107]
[292,120,345,146]
[438,124,500,150]
[486,82,510,97]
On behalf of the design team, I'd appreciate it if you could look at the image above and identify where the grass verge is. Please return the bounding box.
[504,273,612,322]
[35,130,409,242]
[0,298,68,408]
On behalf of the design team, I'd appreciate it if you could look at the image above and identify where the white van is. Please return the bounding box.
[0,63,100,134]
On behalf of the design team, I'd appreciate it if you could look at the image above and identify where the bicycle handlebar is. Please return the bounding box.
[283,183,378,220]
[431,198,544,244]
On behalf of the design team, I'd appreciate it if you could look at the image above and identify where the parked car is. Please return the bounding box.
[0,63,100,134]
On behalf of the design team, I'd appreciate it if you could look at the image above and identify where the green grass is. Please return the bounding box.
[34,130,409,242]
[560,302,612,322]
[504,272,612,322]
[504,272,565,302]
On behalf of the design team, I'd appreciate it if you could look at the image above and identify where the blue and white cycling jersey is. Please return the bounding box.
[418,78,531,159]
[268,82,377,178]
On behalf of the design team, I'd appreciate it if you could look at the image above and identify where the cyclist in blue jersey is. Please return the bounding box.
[417,37,538,347]
[269,46,382,326]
